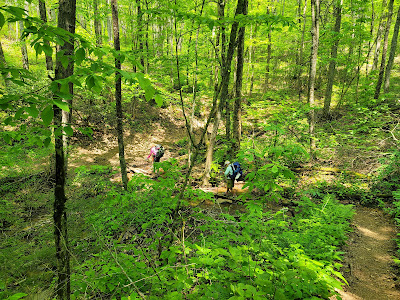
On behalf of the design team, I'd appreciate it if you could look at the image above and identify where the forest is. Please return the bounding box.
[1,0,400,299]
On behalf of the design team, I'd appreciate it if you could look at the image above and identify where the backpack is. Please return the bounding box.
[230,162,243,181]
[155,145,164,159]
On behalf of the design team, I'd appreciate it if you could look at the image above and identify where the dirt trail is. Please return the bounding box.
[336,205,400,300]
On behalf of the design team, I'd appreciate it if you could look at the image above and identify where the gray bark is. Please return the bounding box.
[383,6,400,93]
[53,0,76,298]
[232,0,248,156]
[374,0,394,99]
[323,0,342,117]
[308,0,320,159]
[112,0,128,190]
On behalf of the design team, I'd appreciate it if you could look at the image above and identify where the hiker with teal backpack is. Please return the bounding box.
[224,161,243,195]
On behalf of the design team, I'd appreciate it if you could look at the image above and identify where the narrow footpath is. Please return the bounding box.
[336,205,400,300]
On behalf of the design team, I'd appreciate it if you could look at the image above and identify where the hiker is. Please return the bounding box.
[224,161,243,195]
[147,144,165,163]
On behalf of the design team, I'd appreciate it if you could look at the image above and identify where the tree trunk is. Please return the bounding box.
[372,0,388,72]
[323,0,342,117]
[0,40,10,87]
[202,0,243,186]
[39,0,54,71]
[297,0,307,100]
[188,0,206,167]
[365,0,375,74]
[308,0,320,160]
[374,0,394,99]
[111,0,128,190]
[107,0,113,44]
[384,6,400,93]
[232,0,248,157]
[93,0,103,47]
[53,0,76,298]
[264,7,272,90]
[19,2,29,70]
[136,0,144,70]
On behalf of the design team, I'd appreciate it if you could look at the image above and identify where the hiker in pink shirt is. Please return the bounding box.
[147,146,158,162]
[147,144,164,163]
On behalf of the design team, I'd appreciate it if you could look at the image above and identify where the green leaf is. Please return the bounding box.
[53,99,70,112]
[14,108,25,120]
[75,48,85,65]
[7,293,28,300]
[86,75,95,89]
[41,105,54,126]
[43,137,51,147]
[34,43,43,55]
[64,125,73,136]
[144,86,156,101]
[0,12,5,31]
[42,44,53,57]
[25,105,39,118]
[3,133,11,145]
[60,56,69,69]
[154,94,163,107]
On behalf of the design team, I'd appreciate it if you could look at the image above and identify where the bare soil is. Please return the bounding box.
[334,205,400,300]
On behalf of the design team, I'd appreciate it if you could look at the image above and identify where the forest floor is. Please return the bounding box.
[67,103,400,299]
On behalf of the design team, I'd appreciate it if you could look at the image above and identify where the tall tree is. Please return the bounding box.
[308,0,320,159]
[372,0,388,72]
[111,0,128,190]
[53,0,76,298]
[93,0,103,47]
[323,0,342,117]
[374,0,394,99]
[203,0,244,186]
[0,40,10,87]
[383,6,400,93]
[232,0,248,156]
[296,0,307,100]
[19,1,29,70]
[39,0,54,71]
[107,0,113,43]
[136,0,144,70]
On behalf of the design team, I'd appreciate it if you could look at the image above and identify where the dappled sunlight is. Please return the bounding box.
[357,225,390,241]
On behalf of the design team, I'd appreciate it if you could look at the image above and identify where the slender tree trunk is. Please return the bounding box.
[202,0,225,186]
[93,0,103,47]
[366,0,375,74]
[374,0,394,99]
[39,0,54,71]
[372,0,388,72]
[264,7,272,90]
[202,0,243,186]
[323,0,342,117]
[297,0,307,100]
[136,0,145,70]
[308,0,320,160]
[111,0,128,190]
[232,0,248,157]
[188,0,206,167]
[19,2,29,70]
[384,6,400,93]
[107,0,113,44]
[0,41,10,87]
[53,0,76,298]
[144,0,150,72]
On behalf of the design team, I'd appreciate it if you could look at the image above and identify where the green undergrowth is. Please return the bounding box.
[67,162,354,300]
[1,158,356,299]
